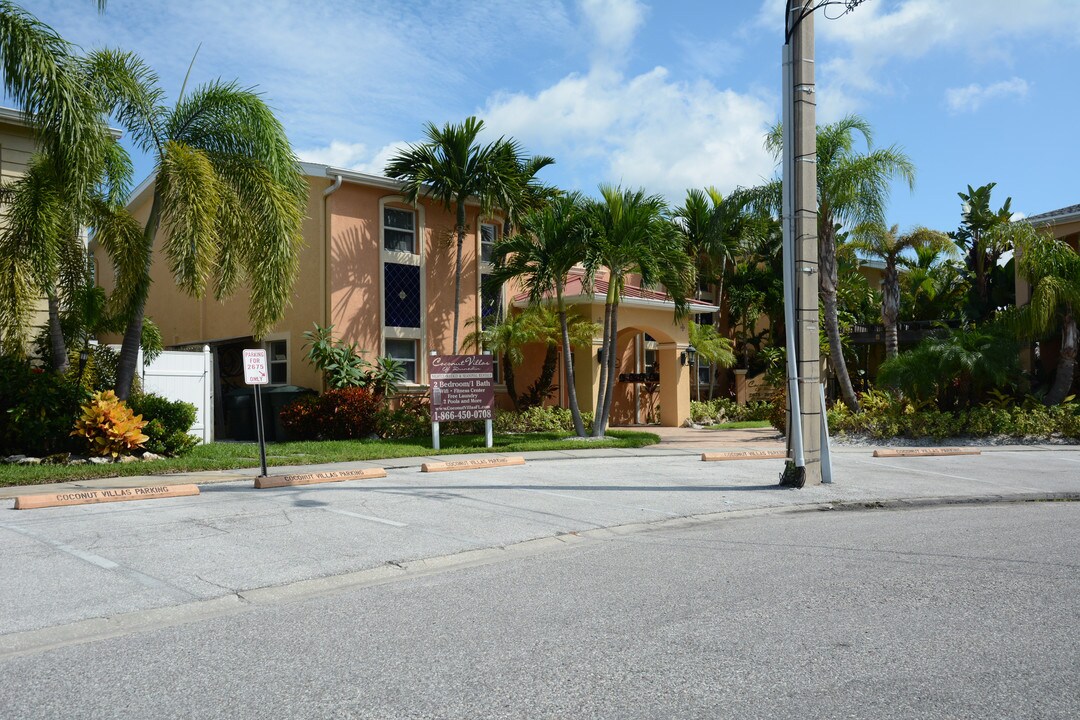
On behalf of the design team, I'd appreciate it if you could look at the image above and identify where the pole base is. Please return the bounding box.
[779,461,806,489]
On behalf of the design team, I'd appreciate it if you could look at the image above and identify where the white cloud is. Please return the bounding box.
[296,140,409,175]
[945,78,1029,114]
[580,0,647,67]
[483,66,775,201]
[756,0,1080,111]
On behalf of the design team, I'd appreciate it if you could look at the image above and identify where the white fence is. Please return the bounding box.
[110,344,215,444]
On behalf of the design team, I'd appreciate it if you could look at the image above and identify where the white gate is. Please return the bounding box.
[139,346,214,444]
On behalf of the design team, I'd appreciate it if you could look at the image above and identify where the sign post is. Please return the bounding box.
[243,348,269,477]
[428,354,495,450]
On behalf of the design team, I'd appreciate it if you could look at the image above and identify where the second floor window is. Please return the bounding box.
[384,207,416,253]
[480,223,498,263]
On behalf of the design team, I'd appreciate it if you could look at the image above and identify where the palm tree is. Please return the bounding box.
[486,192,594,435]
[88,50,307,399]
[899,244,969,322]
[0,2,113,194]
[1005,225,1080,405]
[586,186,694,437]
[461,309,538,410]
[851,223,954,359]
[384,117,529,354]
[765,115,916,411]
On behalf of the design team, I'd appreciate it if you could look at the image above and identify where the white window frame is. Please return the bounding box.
[384,338,418,384]
[262,332,290,386]
[382,205,417,255]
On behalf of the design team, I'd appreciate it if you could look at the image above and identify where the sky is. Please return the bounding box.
[19,0,1080,232]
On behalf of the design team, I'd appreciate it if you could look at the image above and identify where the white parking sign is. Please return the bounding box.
[243,349,269,385]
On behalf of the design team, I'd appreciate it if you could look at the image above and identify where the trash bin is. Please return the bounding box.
[264,385,318,442]
[224,387,257,441]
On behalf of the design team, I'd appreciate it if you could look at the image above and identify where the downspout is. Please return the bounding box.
[322,173,343,393]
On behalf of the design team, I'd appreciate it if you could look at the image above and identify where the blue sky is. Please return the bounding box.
[21,0,1080,232]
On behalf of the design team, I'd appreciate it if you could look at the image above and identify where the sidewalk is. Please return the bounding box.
[0,425,1072,500]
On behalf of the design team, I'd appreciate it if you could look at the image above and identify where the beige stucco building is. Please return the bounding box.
[94,163,714,436]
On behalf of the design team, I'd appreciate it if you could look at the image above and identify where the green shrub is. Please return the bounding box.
[691,398,773,424]
[374,394,431,440]
[0,356,87,456]
[493,406,596,434]
[129,393,199,456]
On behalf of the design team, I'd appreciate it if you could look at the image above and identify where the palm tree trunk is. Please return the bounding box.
[503,355,519,411]
[46,291,68,374]
[116,191,162,400]
[592,301,612,436]
[883,262,900,360]
[558,286,586,437]
[452,200,466,354]
[1046,309,1077,406]
[522,345,558,407]
[597,300,620,434]
[819,224,859,412]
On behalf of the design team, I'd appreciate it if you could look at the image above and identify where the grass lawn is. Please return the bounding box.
[704,420,773,430]
[0,430,659,487]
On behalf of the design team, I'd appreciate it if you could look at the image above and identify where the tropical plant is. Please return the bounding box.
[71,389,149,458]
[899,244,969,322]
[0,2,114,195]
[88,49,307,399]
[951,183,1016,320]
[876,326,1022,409]
[764,115,916,411]
[585,186,694,436]
[485,192,594,434]
[687,320,735,401]
[302,323,406,396]
[128,392,198,455]
[385,117,540,353]
[851,223,954,358]
[1001,224,1080,405]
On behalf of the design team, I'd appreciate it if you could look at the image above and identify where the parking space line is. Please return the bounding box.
[323,509,408,527]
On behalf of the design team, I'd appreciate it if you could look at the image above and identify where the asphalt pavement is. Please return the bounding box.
[1,501,1077,719]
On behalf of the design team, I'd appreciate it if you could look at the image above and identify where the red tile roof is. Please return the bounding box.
[511,274,718,313]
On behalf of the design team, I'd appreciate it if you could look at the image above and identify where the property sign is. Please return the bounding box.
[243,349,269,385]
[428,354,494,422]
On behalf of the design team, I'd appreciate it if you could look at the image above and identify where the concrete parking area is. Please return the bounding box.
[1,445,1077,647]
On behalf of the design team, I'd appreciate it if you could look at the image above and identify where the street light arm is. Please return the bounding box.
[785,0,870,44]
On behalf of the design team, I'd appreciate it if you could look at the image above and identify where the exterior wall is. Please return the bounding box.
[101,166,697,428]
[94,175,330,392]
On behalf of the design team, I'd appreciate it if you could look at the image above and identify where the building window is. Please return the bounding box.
[481,273,501,329]
[384,207,416,253]
[266,339,287,384]
[384,263,421,328]
[480,223,498,263]
[385,339,417,383]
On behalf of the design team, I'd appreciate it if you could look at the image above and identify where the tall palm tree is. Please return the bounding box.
[1005,225,1080,405]
[765,115,916,411]
[486,192,594,436]
[851,223,954,359]
[586,186,694,437]
[88,50,307,399]
[384,117,528,354]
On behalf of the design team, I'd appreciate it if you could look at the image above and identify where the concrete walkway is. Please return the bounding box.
[0,426,783,500]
